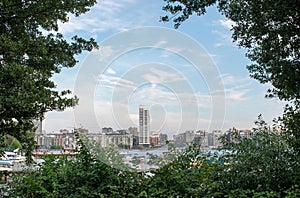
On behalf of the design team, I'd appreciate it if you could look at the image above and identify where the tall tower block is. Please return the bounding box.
[139,105,150,146]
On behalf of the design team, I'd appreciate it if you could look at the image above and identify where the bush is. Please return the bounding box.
[3,119,299,197]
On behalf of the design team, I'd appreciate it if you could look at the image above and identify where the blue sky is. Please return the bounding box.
[43,0,285,136]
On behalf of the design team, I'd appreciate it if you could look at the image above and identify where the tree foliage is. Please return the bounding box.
[162,0,300,102]
[3,134,22,150]
[0,0,98,155]
[275,102,300,154]
[161,0,300,174]
[3,132,145,198]
[2,118,300,197]
[4,132,299,197]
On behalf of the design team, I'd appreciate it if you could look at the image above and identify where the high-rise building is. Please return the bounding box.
[139,105,150,146]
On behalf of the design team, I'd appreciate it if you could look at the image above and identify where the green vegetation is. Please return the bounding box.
[162,0,300,102]
[2,132,145,198]
[2,121,300,197]
[0,0,299,197]
[161,0,300,155]
[162,0,300,155]
[3,134,22,150]
[0,0,98,157]
[160,2,300,195]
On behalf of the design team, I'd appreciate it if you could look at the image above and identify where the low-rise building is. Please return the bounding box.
[35,130,76,150]
[101,132,133,149]
[174,130,195,147]
[160,133,168,146]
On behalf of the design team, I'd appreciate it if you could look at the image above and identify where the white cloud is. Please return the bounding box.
[57,17,87,34]
[42,1,287,134]
[57,0,161,34]
[212,29,232,47]
[98,45,115,61]
[225,88,249,101]
[57,0,132,34]
[97,74,136,91]
[216,74,253,101]
[44,108,76,132]
[211,19,236,47]
[221,73,251,86]
[106,68,116,75]
[142,67,184,83]
[219,19,236,30]
[154,39,168,47]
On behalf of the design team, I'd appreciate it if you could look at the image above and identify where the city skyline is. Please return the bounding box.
[36,123,254,150]
[43,0,286,136]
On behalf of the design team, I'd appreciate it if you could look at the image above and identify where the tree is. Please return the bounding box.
[161,1,300,195]
[0,0,98,156]
[3,134,22,150]
[162,0,300,157]
[3,132,145,197]
[162,0,300,102]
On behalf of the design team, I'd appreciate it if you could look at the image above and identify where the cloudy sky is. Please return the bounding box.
[43,0,285,137]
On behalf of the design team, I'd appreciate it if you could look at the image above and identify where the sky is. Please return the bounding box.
[43,0,285,137]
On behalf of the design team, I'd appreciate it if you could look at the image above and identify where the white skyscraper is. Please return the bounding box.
[139,105,150,146]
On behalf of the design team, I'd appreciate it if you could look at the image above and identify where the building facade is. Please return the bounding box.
[35,130,76,150]
[150,133,168,147]
[128,127,139,147]
[174,130,195,147]
[139,105,150,146]
[100,133,133,149]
